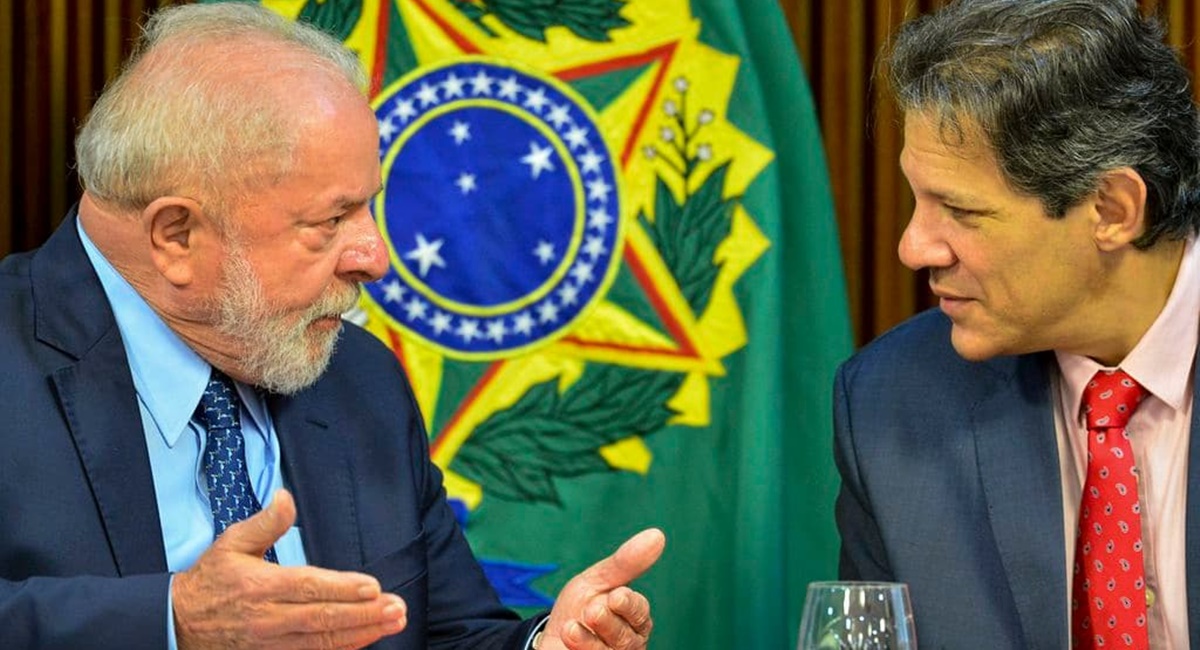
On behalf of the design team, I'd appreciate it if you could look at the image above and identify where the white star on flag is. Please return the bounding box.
[587,178,612,202]
[456,319,481,342]
[533,240,556,265]
[538,301,560,324]
[570,261,595,284]
[404,233,447,278]
[557,284,580,306]
[392,99,417,123]
[497,76,521,100]
[546,104,571,129]
[524,87,549,112]
[521,141,556,179]
[416,82,440,106]
[382,280,405,303]
[486,320,508,343]
[456,172,477,195]
[513,311,535,336]
[430,311,453,335]
[378,117,398,142]
[442,73,466,98]
[579,149,604,174]
[403,297,428,321]
[564,126,589,149]
[469,70,494,95]
[583,235,607,258]
[588,208,614,231]
[449,121,471,144]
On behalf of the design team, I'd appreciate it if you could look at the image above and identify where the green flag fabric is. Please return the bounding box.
[250,0,853,646]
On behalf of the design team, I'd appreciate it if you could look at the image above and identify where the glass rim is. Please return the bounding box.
[806,580,909,589]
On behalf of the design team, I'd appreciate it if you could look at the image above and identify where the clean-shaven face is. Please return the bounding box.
[897,112,1105,361]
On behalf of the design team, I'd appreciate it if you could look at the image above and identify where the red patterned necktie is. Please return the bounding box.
[1071,369,1148,648]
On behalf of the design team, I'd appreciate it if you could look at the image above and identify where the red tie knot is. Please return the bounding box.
[1082,369,1146,430]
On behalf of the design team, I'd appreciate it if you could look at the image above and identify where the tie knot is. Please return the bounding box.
[1082,369,1146,430]
[196,369,241,430]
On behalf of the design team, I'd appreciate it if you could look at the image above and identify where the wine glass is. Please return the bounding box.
[796,581,917,650]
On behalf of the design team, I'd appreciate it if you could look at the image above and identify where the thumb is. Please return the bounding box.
[213,488,296,557]
[580,528,666,589]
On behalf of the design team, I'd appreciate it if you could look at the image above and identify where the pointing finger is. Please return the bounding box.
[579,528,665,590]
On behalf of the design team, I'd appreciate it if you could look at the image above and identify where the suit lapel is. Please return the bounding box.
[52,338,167,575]
[973,353,1067,648]
[269,391,363,571]
[35,213,167,575]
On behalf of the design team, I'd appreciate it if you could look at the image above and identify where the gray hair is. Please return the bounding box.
[884,0,1200,248]
[75,1,367,216]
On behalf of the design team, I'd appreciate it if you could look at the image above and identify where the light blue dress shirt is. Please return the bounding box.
[78,221,305,647]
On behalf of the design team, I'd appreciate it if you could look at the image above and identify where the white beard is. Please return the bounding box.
[215,251,360,395]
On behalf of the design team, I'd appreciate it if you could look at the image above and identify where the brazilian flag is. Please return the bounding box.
[237,1,852,647]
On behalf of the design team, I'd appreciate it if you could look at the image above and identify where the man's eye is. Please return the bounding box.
[946,205,977,220]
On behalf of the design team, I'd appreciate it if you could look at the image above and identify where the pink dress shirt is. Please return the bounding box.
[1054,238,1197,649]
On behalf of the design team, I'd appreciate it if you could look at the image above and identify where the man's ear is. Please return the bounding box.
[1092,167,1148,251]
[144,196,208,287]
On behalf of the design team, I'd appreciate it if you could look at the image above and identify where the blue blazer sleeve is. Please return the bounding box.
[0,575,170,649]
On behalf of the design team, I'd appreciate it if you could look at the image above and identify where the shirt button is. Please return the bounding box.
[1146,587,1156,609]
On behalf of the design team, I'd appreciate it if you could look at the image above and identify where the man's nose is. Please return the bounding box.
[337,209,390,283]
[897,206,955,271]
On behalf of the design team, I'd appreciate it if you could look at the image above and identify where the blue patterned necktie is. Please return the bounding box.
[195,370,277,563]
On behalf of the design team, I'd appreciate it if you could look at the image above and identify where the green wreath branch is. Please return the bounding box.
[450,0,630,43]
[453,365,685,505]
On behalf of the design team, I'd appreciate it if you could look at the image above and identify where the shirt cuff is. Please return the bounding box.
[523,616,548,649]
[167,573,179,650]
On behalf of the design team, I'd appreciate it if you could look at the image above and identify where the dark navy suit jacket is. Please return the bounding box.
[0,211,542,649]
[834,309,1200,649]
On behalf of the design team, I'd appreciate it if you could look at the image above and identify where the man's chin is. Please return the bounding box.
[949,326,1006,362]
[303,325,342,369]
[242,326,342,395]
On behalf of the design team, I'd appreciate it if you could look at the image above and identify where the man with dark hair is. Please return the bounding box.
[835,0,1200,647]
[0,3,663,649]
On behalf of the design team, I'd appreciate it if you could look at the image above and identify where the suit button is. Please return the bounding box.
[1146,587,1156,609]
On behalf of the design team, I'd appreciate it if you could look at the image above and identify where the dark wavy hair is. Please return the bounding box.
[884,0,1200,248]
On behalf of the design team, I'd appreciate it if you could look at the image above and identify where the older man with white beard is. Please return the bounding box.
[0,3,664,650]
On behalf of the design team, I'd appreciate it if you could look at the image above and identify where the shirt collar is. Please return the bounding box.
[76,219,270,446]
[1056,236,1200,421]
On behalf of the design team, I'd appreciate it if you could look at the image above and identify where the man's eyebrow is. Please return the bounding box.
[332,185,384,209]
[925,188,979,206]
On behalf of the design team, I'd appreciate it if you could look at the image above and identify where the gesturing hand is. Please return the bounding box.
[172,490,407,650]
[538,529,666,650]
